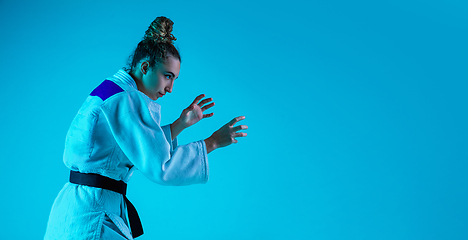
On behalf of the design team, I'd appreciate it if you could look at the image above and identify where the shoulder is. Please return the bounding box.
[90,80,126,101]
[88,79,135,116]
[90,79,156,116]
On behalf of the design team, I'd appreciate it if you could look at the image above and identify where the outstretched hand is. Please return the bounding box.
[178,94,215,128]
[205,116,248,153]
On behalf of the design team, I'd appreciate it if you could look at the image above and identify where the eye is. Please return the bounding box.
[165,75,171,80]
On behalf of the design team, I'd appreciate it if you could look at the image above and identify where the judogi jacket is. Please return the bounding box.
[45,69,209,240]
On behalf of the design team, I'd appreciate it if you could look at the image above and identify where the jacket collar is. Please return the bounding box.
[113,69,138,90]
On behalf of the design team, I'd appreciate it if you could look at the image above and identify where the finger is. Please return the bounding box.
[228,116,246,126]
[190,94,205,106]
[233,132,247,138]
[201,102,215,111]
[203,113,214,118]
[198,98,213,107]
[232,125,248,132]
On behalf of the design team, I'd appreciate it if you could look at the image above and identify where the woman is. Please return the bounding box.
[44,16,248,240]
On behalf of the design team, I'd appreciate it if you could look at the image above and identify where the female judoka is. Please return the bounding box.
[44,16,248,239]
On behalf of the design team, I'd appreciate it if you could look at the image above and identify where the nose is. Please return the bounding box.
[165,80,173,94]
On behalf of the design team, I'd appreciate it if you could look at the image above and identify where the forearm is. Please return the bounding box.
[170,118,217,153]
[170,118,186,141]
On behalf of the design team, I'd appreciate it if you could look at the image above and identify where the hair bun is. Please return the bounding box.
[144,16,177,43]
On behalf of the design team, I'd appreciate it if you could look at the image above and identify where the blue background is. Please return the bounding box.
[1,0,467,239]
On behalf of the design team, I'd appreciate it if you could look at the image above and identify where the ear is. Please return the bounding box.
[140,61,150,75]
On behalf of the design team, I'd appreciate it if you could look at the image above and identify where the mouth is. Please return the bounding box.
[158,92,164,98]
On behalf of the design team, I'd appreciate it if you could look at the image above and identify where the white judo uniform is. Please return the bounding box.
[44,69,209,240]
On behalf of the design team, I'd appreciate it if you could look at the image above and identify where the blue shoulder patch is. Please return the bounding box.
[90,80,124,101]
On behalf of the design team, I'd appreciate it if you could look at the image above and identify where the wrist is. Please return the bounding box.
[170,118,186,141]
[204,137,217,154]
[173,118,186,132]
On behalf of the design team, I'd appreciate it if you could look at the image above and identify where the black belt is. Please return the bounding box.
[69,171,144,238]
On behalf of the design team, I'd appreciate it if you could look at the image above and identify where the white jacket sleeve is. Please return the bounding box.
[102,92,209,186]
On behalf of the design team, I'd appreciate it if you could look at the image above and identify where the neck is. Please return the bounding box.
[129,71,143,91]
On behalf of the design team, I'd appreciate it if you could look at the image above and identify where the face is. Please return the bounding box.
[138,56,180,100]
